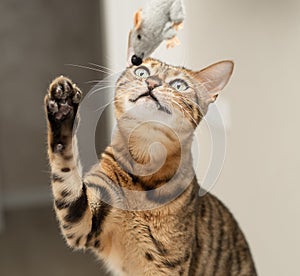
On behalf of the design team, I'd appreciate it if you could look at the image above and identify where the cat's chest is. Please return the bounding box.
[105,217,158,275]
[104,211,192,275]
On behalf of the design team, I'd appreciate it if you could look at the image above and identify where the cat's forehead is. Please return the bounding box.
[142,58,190,78]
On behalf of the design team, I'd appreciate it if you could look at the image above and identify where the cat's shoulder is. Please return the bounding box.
[197,191,239,227]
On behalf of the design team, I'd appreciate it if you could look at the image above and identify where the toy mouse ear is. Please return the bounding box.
[127,31,134,67]
[134,8,143,30]
[194,60,234,103]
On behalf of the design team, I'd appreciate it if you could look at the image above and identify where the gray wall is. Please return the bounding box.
[0,0,107,208]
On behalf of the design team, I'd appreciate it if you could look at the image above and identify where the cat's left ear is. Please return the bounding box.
[194,60,234,103]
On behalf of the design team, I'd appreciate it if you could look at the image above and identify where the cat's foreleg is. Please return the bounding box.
[45,76,95,249]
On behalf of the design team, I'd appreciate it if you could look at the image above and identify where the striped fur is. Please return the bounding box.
[45,60,256,275]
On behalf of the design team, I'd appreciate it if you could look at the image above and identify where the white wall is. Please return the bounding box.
[102,0,300,275]
[184,1,300,275]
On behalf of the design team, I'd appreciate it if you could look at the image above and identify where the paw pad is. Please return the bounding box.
[46,76,82,121]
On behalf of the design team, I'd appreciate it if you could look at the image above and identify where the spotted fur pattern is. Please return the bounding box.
[45,59,256,275]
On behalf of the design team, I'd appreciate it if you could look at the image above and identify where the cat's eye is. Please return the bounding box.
[170,79,189,92]
[137,34,142,40]
[134,67,150,78]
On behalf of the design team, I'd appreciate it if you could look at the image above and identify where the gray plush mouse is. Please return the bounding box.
[128,0,185,66]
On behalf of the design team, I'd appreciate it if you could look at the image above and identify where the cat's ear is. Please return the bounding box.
[194,61,234,103]
[134,8,143,31]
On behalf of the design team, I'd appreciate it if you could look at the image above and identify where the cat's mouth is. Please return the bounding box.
[129,91,171,115]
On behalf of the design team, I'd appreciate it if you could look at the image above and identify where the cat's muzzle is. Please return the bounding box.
[129,91,171,115]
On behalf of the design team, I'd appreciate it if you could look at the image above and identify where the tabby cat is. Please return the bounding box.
[45,58,257,275]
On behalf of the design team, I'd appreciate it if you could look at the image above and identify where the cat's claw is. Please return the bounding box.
[48,100,59,114]
[45,76,82,121]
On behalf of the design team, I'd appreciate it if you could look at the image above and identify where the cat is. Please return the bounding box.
[45,58,257,276]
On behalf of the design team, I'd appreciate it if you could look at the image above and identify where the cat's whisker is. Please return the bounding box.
[86,79,116,84]
[88,62,116,74]
[86,86,117,98]
[87,73,128,88]
[66,63,114,75]
[89,85,116,92]
[172,94,203,115]
[170,99,190,133]
[93,98,124,112]
[85,83,116,91]
[170,98,198,127]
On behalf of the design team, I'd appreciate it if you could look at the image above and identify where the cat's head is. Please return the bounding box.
[115,58,233,136]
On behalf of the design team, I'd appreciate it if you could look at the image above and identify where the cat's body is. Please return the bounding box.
[45,58,257,275]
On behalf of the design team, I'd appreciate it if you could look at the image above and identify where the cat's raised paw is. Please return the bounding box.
[45,76,82,121]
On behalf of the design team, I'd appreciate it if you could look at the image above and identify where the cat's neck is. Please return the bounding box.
[111,120,194,189]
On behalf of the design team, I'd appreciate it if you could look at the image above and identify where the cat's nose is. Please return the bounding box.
[146,76,162,90]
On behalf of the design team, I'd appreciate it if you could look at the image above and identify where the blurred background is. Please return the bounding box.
[0,0,299,275]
